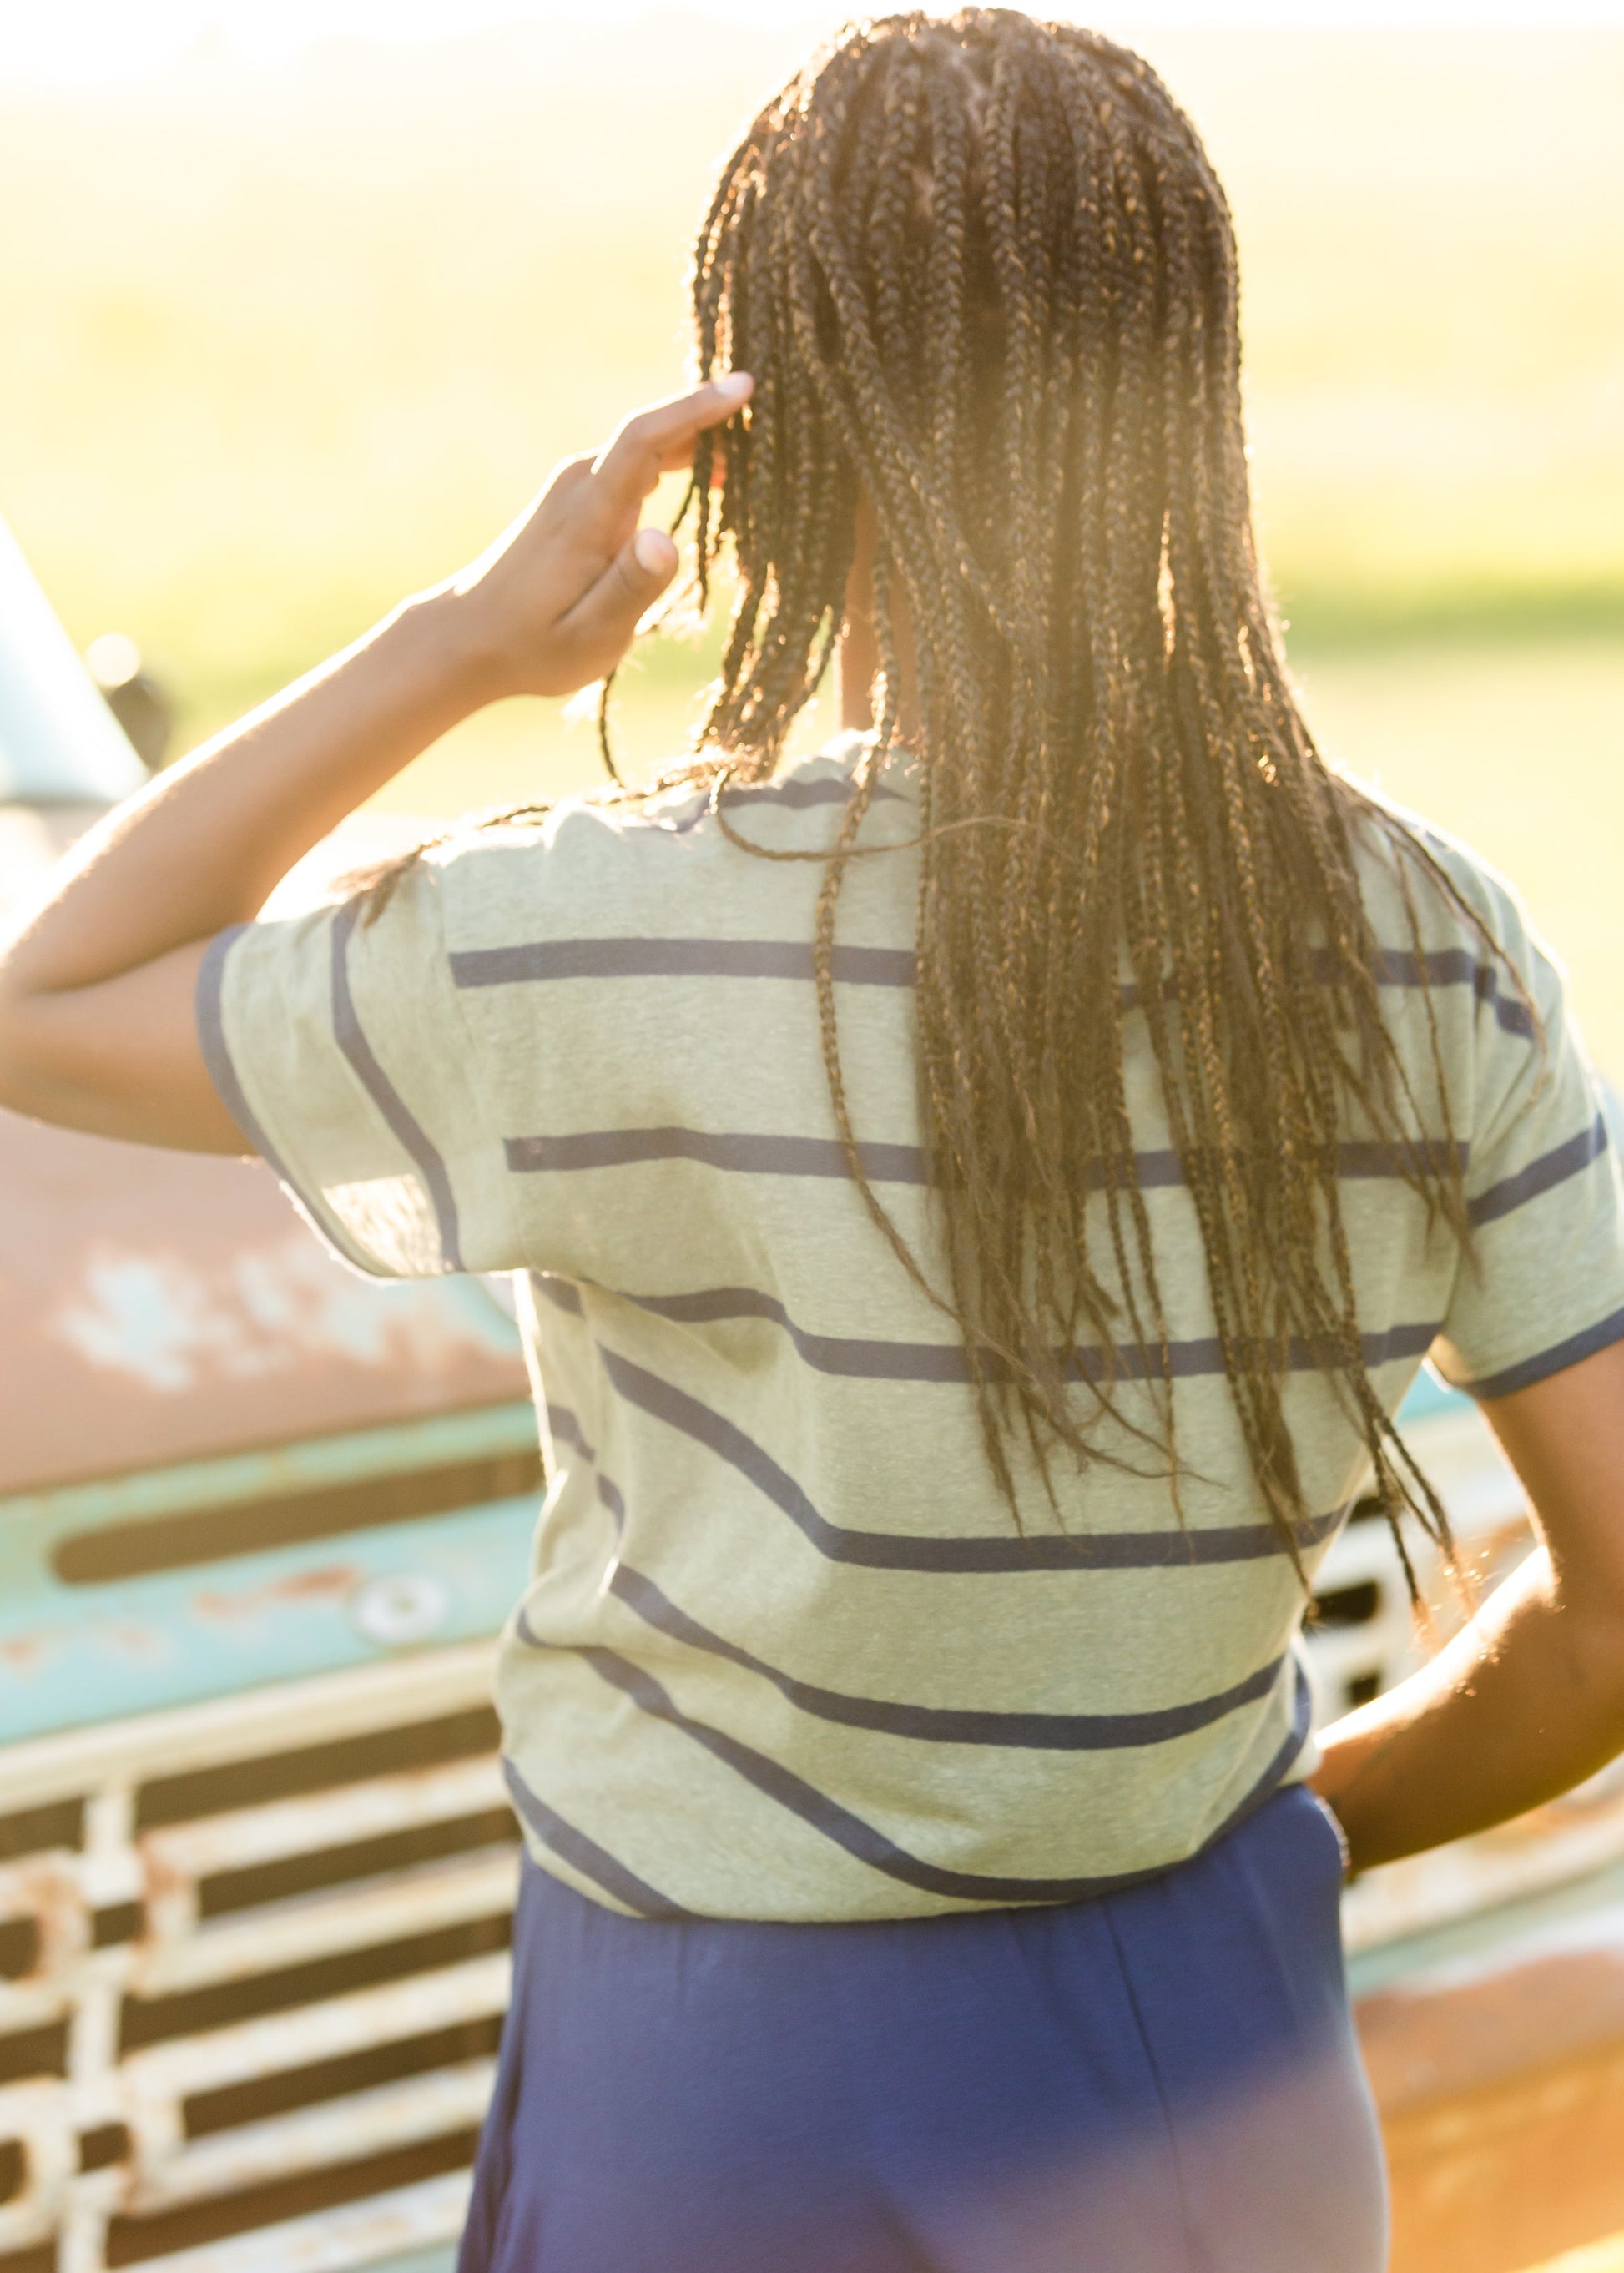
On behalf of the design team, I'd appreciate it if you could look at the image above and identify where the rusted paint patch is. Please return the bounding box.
[2,1618,174,1681]
[15,1857,91,1976]
[0,1630,53,1672]
[1,1108,527,1498]
[191,1565,363,1623]
[103,1623,169,1661]
[47,1237,509,1394]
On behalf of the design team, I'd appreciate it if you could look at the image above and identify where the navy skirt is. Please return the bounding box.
[457,1784,1386,2273]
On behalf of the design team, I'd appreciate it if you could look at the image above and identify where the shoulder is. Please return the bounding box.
[419,735,916,945]
[395,784,694,956]
[1347,781,1561,1011]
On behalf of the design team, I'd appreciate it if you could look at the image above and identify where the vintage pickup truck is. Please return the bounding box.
[3,517,1624,2273]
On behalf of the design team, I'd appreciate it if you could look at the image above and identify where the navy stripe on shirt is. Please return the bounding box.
[507,1127,1466,1192]
[1461,1303,1624,1402]
[569,1281,1435,1391]
[1369,945,1536,1041]
[543,1400,595,1460]
[453,938,916,989]
[330,900,465,1271]
[534,1268,1433,1407]
[448,929,1533,1036]
[195,925,303,1192]
[623,772,906,839]
[507,1127,926,1183]
[601,1283,975,1383]
[502,1756,689,1918]
[1206,1665,1316,1845]
[593,1343,1357,1570]
[1467,1111,1609,1229]
[594,1565,1287,1750]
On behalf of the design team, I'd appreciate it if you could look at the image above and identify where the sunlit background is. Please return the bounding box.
[3,3,1623,1065]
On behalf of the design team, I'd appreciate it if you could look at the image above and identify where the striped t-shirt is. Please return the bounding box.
[199,733,1624,1920]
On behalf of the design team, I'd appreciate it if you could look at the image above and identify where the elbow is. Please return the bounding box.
[0,964,28,1108]
[0,961,65,1122]
[0,1022,35,1121]
[1555,1591,1624,1737]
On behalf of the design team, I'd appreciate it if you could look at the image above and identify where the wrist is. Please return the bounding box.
[396,584,517,713]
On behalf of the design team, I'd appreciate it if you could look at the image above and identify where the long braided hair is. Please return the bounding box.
[668,5,1511,1574]
[368,9,1505,1574]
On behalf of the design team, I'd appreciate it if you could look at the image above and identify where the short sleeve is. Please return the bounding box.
[1430,869,1624,1399]
[195,859,517,1278]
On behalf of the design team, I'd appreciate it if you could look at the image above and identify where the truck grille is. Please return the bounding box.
[0,1643,514,2273]
[12,1390,1624,2272]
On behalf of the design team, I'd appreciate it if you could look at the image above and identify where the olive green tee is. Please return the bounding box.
[199,737,1624,1918]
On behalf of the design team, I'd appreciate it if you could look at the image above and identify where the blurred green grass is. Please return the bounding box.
[2,22,1621,1060]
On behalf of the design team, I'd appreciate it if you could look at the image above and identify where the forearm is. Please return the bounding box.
[0,588,483,998]
[0,589,492,1146]
[1314,1545,1624,1871]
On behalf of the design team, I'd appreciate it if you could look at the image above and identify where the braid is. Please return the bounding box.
[367,11,1531,1575]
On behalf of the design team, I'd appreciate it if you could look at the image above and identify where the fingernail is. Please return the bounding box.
[634,527,673,574]
[714,371,754,402]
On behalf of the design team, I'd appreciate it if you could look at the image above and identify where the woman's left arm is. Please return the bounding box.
[0,375,749,1152]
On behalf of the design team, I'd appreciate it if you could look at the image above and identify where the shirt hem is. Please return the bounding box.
[1458,1303,1624,1401]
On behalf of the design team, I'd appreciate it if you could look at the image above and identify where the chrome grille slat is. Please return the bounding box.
[125,2064,497,2215]
[135,1850,518,2003]
[3,1646,499,1816]
[121,1955,510,2104]
[140,1758,507,1943]
[83,2170,472,2273]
